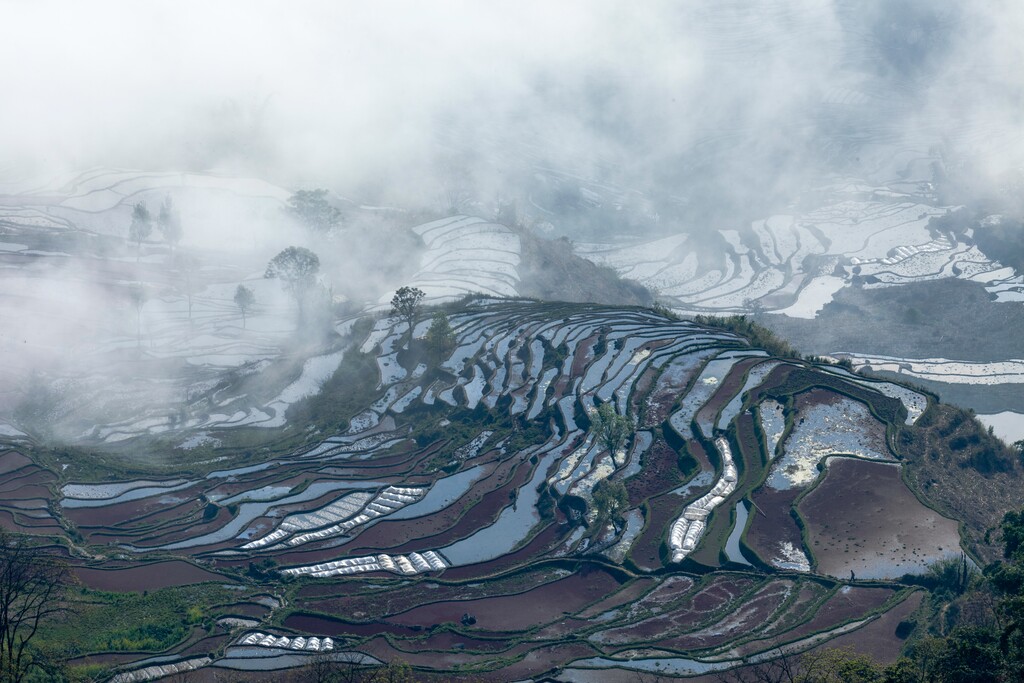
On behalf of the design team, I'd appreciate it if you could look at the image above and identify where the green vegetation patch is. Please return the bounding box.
[39,583,238,659]
[899,403,1023,562]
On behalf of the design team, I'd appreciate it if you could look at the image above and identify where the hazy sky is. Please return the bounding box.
[1,0,1022,201]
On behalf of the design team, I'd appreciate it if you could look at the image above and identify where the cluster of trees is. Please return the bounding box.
[122,189,422,339]
[587,403,632,530]
[290,656,418,683]
[129,188,345,246]
[123,189,339,341]
[121,188,351,341]
[123,196,193,345]
[385,286,460,362]
[286,189,343,234]
[126,242,425,345]
[127,196,182,253]
[424,311,455,360]
[692,313,802,359]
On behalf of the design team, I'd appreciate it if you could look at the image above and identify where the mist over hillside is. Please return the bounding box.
[2,1,1022,219]
[2,2,1022,438]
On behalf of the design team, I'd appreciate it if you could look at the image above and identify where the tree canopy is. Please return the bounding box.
[157,195,183,250]
[286,189,343,233]
[390,286,426,344]
[265,246,321,322]
[425,311,456,362]
[265,247,320,294]
[592,479,629,526]
[128,202,152,250]
[591,401,632,463]
[233,284,256,329]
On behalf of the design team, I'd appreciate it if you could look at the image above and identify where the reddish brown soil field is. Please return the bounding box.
[388,630,516,654]
[354,633,537,669]
[297,565,577,621]
[295,579,374,600]
[478,642,599,682]
[810,590,923,664]
[0,508,61,533]
[784,585,897,642]
[745,487,805,568]
[577,577,659,619]
[754,580,833,641]
[689,576,756,611]
[0,451,33,476]
[220,602,271,619]
[283,613,424,638]
[178,632,232,656]
[694,358,762,433]
[65,486,206,531]
[66,652,148,668]
[570,336,599,378]
[628,491,685,570]
[656,579,794,651]
[623,575,697,614]
[799,458,962,579]
[747,364,797,403]
[594,575,756,645]
[386,567,621,632]
[0,467,52,493]
[73,560,232,592]
[625,437,691,504]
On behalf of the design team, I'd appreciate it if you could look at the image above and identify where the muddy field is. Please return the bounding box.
[799,458,962,579]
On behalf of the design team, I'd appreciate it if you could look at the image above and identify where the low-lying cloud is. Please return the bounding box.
[1,1,1020,215]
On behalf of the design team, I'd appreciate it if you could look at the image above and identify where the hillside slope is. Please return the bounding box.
[3,298,1015,680]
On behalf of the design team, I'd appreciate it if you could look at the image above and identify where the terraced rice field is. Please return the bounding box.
[0,296,961,679]
[574,192,1024,319]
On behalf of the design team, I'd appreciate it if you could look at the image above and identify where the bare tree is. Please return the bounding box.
[0,530,72,683]
[311,652,340,683]
[716,647,882,683]
[363,660,414,683]
[293,652,394,683]
[716,650,801,683]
